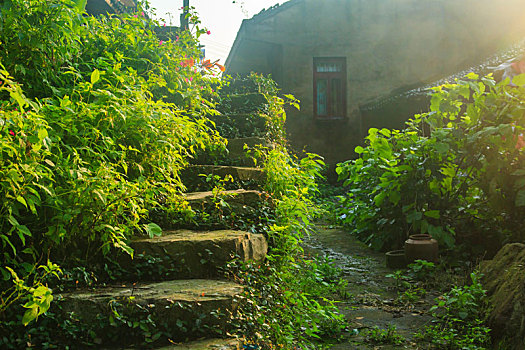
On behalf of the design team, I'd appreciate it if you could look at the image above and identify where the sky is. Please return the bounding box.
[148,0,282,64]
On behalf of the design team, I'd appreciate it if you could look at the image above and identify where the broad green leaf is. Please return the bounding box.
[74,0,87,11]
[145,223,162,238]
[9,90,28,110]
[373,191,387,206]
[424,210,440,219]
[22,306,38,326]
[91,69,100,85]
[389,190,401,205]
[37,128,48,141]
[8,215,19,227]
[379,128,391,137]
[406,210,423,224]
[16,195,27,208]
[513,73,525,87]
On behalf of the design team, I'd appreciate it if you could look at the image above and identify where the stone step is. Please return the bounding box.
[209,113,267,139]
[150,189,273,232]
[130,229,267,278]
[220,77,259,95]
[58,280,242,345]
[185,189,265,208]
[190,137,274,167]
[226,137,275,166]
[217,93,267,114]
[181,165,265,192]
[155,338,242,349]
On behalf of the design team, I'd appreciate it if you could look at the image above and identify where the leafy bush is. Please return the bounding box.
[417,272,491,349]
[336,73,525,253]
[0,0,222,327]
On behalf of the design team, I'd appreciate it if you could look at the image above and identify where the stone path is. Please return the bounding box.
[305,224,439,349]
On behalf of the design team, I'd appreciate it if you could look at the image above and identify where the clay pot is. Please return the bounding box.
[385,250,407,269]
[404,234,438,263]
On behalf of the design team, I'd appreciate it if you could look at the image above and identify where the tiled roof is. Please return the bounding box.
[248,0,304,23]
[360,39,525,112]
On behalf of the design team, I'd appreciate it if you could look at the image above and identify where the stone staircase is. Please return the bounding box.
[57,78,275,348]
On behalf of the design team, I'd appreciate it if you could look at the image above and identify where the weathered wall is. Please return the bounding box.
[227,0,525,168]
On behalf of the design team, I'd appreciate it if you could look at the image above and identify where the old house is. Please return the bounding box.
[226,0,525,168]
[86,0,137,15]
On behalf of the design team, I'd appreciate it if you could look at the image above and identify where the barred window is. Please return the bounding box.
[313,57,346,120]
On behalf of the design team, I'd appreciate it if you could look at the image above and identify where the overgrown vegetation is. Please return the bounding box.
[364,325,405,345]
[0,1,345,348]
[226,151,347,348]
[0,0,220,327]
[336,72,525,256]
[416,272,491,349]
[332,72,525,348]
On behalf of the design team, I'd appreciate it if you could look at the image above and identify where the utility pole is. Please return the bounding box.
[180,0,189,30]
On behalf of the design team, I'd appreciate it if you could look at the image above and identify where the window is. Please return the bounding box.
[313,57,346,120]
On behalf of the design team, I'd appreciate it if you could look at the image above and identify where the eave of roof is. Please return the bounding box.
[249,0,305,24]
[360,38,525,112]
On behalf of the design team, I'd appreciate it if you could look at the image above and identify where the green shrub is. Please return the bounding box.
[0,0,222,327]
[336,73,525,253]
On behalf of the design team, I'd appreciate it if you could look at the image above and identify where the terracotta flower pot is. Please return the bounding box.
[404,234,438,263]
[385,250,407,269]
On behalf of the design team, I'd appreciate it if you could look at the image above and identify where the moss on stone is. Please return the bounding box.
[481,243,525,349]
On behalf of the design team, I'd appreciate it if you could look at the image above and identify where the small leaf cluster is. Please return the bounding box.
[418,271,491,349]
[364,325,405,345]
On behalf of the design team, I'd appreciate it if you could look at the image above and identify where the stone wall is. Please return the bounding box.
[226,0,525,168]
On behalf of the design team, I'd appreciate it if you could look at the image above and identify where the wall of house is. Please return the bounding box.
[227,0,525,170]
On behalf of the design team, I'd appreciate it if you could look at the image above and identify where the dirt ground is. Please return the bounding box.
[305,224,455,349]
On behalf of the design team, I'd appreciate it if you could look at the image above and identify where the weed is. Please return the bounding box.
[416,271,491,349]
[407,259,436,281]
[386,270,411,291]
[365,325,405,345]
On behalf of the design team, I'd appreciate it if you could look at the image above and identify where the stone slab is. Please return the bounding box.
[181,165,265,192]
[226,137,275,166]
[156,338,241,349]
[131,229,267,278]
[481,243,525,349]
[218,93,267,114]
[210,113,267,139]
[185,189,265,208]
[183,165,265,182]
[60,280,242,343]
